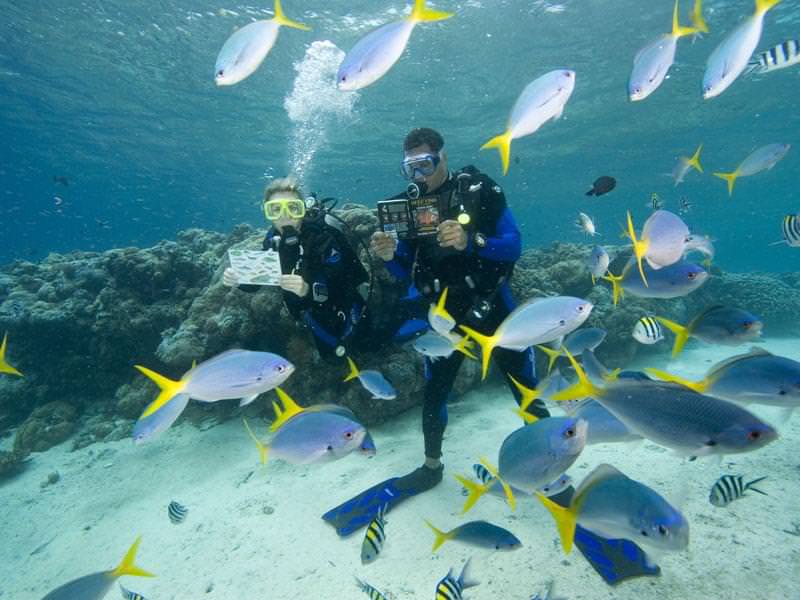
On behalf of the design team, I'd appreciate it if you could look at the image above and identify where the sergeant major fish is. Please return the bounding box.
[632,316,664,345]
[709,474,768,507]
[748,39,800,73]
[167,501,188,524]
[434,558,479,600]
[361,504,388,564]
[120,584,147,600]
[774,214,800,247]
[355,577,390,600]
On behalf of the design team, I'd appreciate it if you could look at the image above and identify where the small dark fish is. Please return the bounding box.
[168,500,188,524]
[678,196,692,215]
[120,584,147,600]
[355,577,389,600]
[53,176,69,186]
[649,192,664,211]
[361,504,387,564]
[585,176,616,197]
[709,475,767,507]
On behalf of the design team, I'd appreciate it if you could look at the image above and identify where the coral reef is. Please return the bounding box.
[1,206,798,453]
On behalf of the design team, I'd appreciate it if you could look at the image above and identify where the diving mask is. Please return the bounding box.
[401,153,441,180]
[263,195,306,221]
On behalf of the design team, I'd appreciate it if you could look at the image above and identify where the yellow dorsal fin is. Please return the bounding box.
[601,270,625,307]
[480,131,513,176]
[135,365,188,418]
[713,170,739,197]
[755,0,783,16]
[550,349,603,402]
[687,144,703,173]
[644,368,710,394]
[343,356,361,382]
[0,332,22,377]
[243,417,271,464]
[454,474,490,513]
[691,0,709,33]
[671,0,698,37]
[269,387,304,432]
[272,0,311,30]
[536,344,563,374]
[509,374,540,424]
[459,325,499,380]
[653,316,691,357]
[479,457,516,511]
[424,519,454,552]
[536,493,577,554]
[410,0,455,23]
[110,537,155,579]
[625,211,649,287]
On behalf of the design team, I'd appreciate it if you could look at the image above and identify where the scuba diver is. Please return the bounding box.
[322,127,550,533]
[223,176,373,362]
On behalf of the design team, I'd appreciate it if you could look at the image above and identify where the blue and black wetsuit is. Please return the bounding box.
[384,168,549,460]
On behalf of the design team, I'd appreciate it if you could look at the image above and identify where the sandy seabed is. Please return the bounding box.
[1,339,799,600]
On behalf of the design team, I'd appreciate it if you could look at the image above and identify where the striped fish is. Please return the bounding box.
[709,475,767,507]
[360,504,387,564]
[120,584,147,600]
[748,39,800,74]
[168,500,188,524]
[435,558,479,600]
[780,214,800,247]
[355,577,390,600]
[632,316,663,345]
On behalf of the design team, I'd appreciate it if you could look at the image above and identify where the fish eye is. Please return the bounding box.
[217,69,224,77]
[687,272,697,280]
[747,430,761,440]
[564,427,575,438]
[658,525,669,536]
[275,364,286,373]
[344,431,354,440]
[256,376,263,381]
[640,529,649,537]
[778,389,787,396]
[559,319,566,326]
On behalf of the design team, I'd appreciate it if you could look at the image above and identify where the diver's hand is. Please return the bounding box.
[370,231,397,261]
[437,220,467,251]
[280,274,309,298]
[222,267,239,287]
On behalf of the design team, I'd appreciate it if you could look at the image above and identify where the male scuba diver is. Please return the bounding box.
[322,127,549,535]
[223,177,372,361]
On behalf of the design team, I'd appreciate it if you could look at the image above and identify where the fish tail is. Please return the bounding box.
[690,0,709,33]
[745,476,768,495]
[480,131,513,176]
[454,336,478,360]
[431,287,454,328]
[508,374,540,424]
[270,387,304,431]
[479,457,517,511]
[272,0,311,30]
[458,325,498,380]
[671,0,698,38]
[536,493,577,554]
[644,368,710,393]
[688,144,704,173]
[713,170,739,197]
[536,344,563,374]
[625,211,649,287]
[754,0,783,15]
[410,0,455,23]
[550,349,602,402]
[134,365,187,418]
[454,474,489,513]
[243,418,270,464]
[110,537,155,579]
[343,356,360,382]
[601,270,625,307]
[653,316,691,357]
[424,519,453,552]
[0,332,22,377]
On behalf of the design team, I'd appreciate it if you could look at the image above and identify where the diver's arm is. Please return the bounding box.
[471,207,522,262]
[384,239,414,280]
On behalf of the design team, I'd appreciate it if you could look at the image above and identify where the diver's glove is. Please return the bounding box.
[222,267,239,287]
[280,274,309,298]
[370,231,397,261]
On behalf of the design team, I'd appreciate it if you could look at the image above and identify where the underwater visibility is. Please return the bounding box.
[1,0,800,598]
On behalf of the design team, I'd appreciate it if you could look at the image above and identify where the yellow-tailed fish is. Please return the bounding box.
[0,332,22,376]
[713,143,790,197]
[344,357,397,400]
[603,258,707,307]
[672,144,703,185]
[654,306,762,357]
[428,286,455,335]
[425,519,521,552]
[625,209,690,286]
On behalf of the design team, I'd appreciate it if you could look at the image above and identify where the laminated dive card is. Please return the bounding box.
[377,196,441,240]
[227,249,282,286]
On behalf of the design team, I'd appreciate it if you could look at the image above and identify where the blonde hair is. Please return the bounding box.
[264,176,303,202]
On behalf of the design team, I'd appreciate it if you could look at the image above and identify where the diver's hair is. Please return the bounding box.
[403,128,444,153]
[264,176,303,202]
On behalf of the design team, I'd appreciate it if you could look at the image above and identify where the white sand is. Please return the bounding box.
[1,338,799,600]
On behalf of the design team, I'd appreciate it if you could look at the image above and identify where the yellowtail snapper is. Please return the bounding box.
[355,577,390,600]
[462,462,572,500]
[344,357,397,400]
[428,287,456,336]
[655,306,763,357]
[0,332,22,376]
[435,558,479,600]
[709,475,768,507]
[604,259,708,306]
[748,39,800,73]
[425,519,521,552]
[537,327,606,373]
[672,144,703,186]
[361,504,388,565]
[713,143,791,197]
[587,245,610,284]
[626,209,691,284]
[167,500,188,524]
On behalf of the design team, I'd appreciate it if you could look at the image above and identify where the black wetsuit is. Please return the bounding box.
[384,168,549,460]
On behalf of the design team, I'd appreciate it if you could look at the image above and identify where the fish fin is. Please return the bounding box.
[454,474,489,513]
[454,336,478,360]
[479,457,516,511]
[135,365,187,417]
[509,374,540,424]
[625,211,649,287]
[644,368,710,393]
[459,557,480,590]
[272,0,311,30]
[270,387,304,431]
[458,325,499,380]
[480,131,513,176]
[688,143,703,173]
[713,170,739,197]
[0,332,22,377]
[239,394,259,407]
[550,349,603,402]
[754,0,783,15]
[690,0,709,33]
[590,273,596,285]
[431,287,454,329]
[243,418,270,465]
[653,316,690,357]
[671,0,698,37]
[410,0,455,22]
[110,537,155,579]
[536,493,577,554]
[424,519,453,552]
[601,270,625,307]
[536,344,562,374]
[745,476,768,495]
[343,356,360,382]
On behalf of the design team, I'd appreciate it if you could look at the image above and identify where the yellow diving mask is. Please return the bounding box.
[263,195,306,221]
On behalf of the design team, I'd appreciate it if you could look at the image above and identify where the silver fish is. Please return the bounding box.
[576,212,598,236]
[565,399,643,445]
[605,259,708,306]
[344,357,396,400]
[714,143,791,196]
[412,330,475,361]
[588,245,610,283]
[672,145,703,185]
[709,474,767,507]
